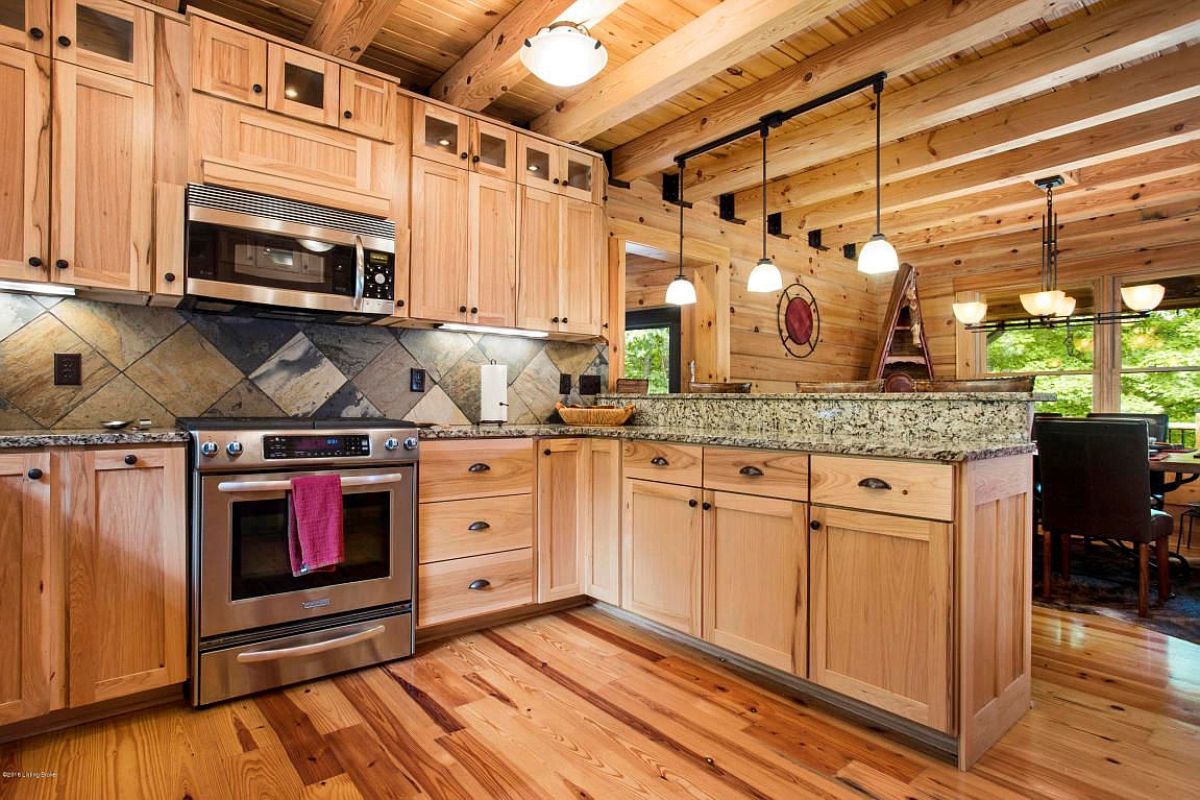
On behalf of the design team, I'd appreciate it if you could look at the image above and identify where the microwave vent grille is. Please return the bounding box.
[186,184,395,240]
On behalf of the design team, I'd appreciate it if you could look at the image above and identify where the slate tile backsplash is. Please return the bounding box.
[0,295,607,430]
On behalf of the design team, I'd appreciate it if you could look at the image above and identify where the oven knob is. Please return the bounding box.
[384,437,399,451]
[226,441,244,457]
[403,436,419,451]
[199,441,218,457]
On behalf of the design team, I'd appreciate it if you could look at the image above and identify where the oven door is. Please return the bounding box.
[198,464,414,638]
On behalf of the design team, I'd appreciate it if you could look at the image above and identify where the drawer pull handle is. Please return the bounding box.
[650,456,669,466]
[467,463,491,473]
[235,624,385,664]
[467,521,490,531]
[468,579,491,591]
[739,465,764,477]
[857,477,892,491]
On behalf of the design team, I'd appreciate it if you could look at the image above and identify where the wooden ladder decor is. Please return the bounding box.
[869,263,934,392]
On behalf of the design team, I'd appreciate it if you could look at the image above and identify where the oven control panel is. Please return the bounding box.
[263,434,371,460]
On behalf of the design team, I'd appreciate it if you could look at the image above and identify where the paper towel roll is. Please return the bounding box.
[480,363,508,423]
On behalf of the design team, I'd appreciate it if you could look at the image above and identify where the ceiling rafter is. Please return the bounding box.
[606,0,1062,182]
[304,0,402,62]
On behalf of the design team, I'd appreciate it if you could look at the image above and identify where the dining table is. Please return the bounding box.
[1151,451,1200,475]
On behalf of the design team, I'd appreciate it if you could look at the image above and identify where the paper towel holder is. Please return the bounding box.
[479,359,509,426]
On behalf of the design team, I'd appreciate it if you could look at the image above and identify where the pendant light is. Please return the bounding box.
[951,300,988,325]
[520,22,608,88]
[747,125,784,293]
[1121,283,1165,312]
[858,80,899,275]
[1019,177,1068,317]
[665,160,697,306]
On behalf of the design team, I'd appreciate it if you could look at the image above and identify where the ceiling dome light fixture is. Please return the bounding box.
[520,22,607,88]
[858,78,899,275]
[748,125,783,293]
[664,159,697,306]
[1121,283,1166,312]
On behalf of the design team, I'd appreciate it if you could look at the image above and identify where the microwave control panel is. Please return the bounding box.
[362,251,395,301]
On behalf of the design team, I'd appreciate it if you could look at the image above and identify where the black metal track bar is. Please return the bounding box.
[672,71,887,167]
[964,310,1152,333]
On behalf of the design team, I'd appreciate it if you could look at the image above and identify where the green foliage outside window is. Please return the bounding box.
[1119,308,1200,425]
[624,328,671,393]
[987,325,1094,417]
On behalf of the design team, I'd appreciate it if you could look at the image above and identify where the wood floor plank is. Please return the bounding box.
[285,681,368,735]
[325,723,422,800]
[255,692,346,786]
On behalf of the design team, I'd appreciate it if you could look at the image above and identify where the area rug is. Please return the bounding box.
[1033,538,1200,644]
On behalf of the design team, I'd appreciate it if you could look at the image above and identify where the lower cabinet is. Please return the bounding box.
[419,549,534,628]
[808,505,953,732]
[583,439,621,604]
[621,479,703,636]
[702,491,807,675]
[63,447,188,707]
[536,439,586,602]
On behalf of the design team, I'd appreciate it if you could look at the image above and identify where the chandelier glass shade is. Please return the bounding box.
[951,301,988,325]
[1121,283,1166,312]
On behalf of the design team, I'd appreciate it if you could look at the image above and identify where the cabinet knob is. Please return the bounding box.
[55,259,69,270]
[551,316,560,323]
[343,110,352,119]
[460,152,468,160]
[458,305,468,313]
[26,468,43,480]
[397,299,405,308]
[28,27,44,40]
[688,498,698,508]
[124,454,138,466]
[702,501,712,511]
[470,306,478,314]
[810,520,821,531]
[27,256,42,268]
[252,83,263,94]
[543,448,552,456]
[552,178,560,185]
[56,34,70,47]
[467,462,490,473]
[472,155,480,163]
[468,579,491,591]
[561,317,568,324]
[467,521,490,532]
[163,272,176,283]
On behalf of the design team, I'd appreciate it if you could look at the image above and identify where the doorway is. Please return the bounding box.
[625,306,682,393]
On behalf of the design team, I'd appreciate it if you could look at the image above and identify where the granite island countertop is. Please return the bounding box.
[418,424,1035,462]
[0,429,192,448]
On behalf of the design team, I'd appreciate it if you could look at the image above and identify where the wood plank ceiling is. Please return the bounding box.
[189,0,1200,272]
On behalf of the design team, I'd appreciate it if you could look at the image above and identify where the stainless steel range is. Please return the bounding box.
[181,417,418,706]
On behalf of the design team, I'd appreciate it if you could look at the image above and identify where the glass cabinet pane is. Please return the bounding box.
[565,157,593,192]
[77,4,134,64]
[424,114,458,155]
[283,61,325,109]
[478,131,508,170]
[524,145,551,180]
[0,0,23,33]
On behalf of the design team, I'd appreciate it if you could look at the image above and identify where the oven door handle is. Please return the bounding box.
[234,624,386,664]
[217,473,405,493]
[353,235,365,311]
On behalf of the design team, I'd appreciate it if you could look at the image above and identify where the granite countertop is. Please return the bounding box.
[419,424,1035,462]
[597,392,1055,402]
[0,429,191,448]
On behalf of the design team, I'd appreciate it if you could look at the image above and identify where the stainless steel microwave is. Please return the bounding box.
[183,185,397,324]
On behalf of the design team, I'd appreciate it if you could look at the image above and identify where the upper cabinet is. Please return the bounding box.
[0,0,51,55]
[0,46,50,284]
[413,101,516,180]
[340,68,395,142]
[266,42,337,127]
[191,14,265,106]
[470,117,514,181]
[51,0,153,84]
[517,189,604,337]
[518,134,603,204]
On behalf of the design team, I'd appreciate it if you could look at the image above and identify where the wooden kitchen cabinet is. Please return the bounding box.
[536,439,586,602]
[621,479,703,636]
[63,446,187,707]
[51,63,153,291]
[516,189,604,336]
[470,117,515,180]
[560,149,601,204]
[0,0,51,55]
[584,439,621,604]
[516,185,560,330]
[190,15,265,106]
[0,453,60,725]
[468,172,517,327]
[266,42,338,126]
[410,157,470,322]
[51,0,154,84]
[560,197,604,335]
[339,67,395,141]
[703,491,806,674]
[517,134,559,190]
[809,505,952,732]
[0,46,50,284]
[412,99,468,168]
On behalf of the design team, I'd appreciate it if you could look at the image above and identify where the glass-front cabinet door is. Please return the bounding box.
[412,99,469,169]
[0,0,50,55]
[51,0,152,84]
[470,118,515,181]
[561,150,601,204]
[267,42,339,126]
[517,134,560,191]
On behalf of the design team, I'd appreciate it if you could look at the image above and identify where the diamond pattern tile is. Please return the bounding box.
[317,384,383,418]
[125,325,243,418]
[250,333,347,417]
[305,323,397,380]
[0,314,117,427]
[0,294,45,342]
[188,314,300,375]
[204,380,285,418]
[437,345,492,423]
[52,298,184,369]
[353,341,422,419]
[54,374,172,430]
[398,329,473,382]
[404,386,469,425]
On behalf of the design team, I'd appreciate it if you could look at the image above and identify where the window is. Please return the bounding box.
[1119,275,1200,432]
[624,307,681,393]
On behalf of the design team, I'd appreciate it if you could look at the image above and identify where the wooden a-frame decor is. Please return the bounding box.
[869,263,934,392]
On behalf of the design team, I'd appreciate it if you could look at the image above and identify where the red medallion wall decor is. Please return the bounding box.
[777,283,820,359]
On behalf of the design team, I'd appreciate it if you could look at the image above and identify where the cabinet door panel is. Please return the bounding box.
[65,446,187,706]
[559,150,598,203]
[537,439,585,602]
[703,491,806,674]
[52,0,152,84]
[516,187,559,331]
[621,479,702,636]
[517,134,559,190]
[191,16,265,107]
[560,197,603,335]
[267,43,338,127]
[412,100,468,169]
[0,453,58,725]
[809,506,952,732]
[468,172,516,327]
[52,64,152,291]
[0,47,49,283]
[470,118,514,180]
[585,439,621,604]
[339,67,395,142]
[0,0,50,55]
[410,157,469,322]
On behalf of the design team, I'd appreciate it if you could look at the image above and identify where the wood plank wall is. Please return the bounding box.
[607,179,883,391]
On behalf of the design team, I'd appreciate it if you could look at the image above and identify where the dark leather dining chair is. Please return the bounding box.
[1086,412,1172,509]
[1038,419,1173,616]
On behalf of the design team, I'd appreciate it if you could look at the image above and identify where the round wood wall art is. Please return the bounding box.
[777,282,820,359]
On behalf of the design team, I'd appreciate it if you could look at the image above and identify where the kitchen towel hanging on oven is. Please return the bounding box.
[288,474,346,576]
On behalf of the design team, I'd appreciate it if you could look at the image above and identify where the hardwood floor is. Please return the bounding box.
[1,605,1197,799]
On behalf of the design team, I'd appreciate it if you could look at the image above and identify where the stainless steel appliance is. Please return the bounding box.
[183,185,397,324]
[182,417,419,706]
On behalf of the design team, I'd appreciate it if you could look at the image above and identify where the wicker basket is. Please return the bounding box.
[555,403,636,426]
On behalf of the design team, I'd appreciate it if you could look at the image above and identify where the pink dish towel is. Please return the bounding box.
[287,474,345,577]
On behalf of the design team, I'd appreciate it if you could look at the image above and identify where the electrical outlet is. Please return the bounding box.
[559,374,572,394]
[409,368,426,392]
[54,353,82,386]
[579,375,601,395]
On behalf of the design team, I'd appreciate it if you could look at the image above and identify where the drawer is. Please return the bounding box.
[622,440,702,486]
[703,447,808,501]
[418,548,534,628]
[810,455,954,522]
[419,439,534,502]
[419,494,533,563]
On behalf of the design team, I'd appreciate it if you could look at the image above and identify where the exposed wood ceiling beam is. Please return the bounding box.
[948,240,1200,290]
[607,0,1061,182]
[528,0,851,144]
[707,0,1200,205]
[732,43,1200,219]
[304,0,402,61]
[782,98,1200,232]
[428,0,625,112]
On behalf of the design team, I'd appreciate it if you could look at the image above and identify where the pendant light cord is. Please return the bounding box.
[874,82,882,236]
[677,160,686,279]
[761,126,769,258]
